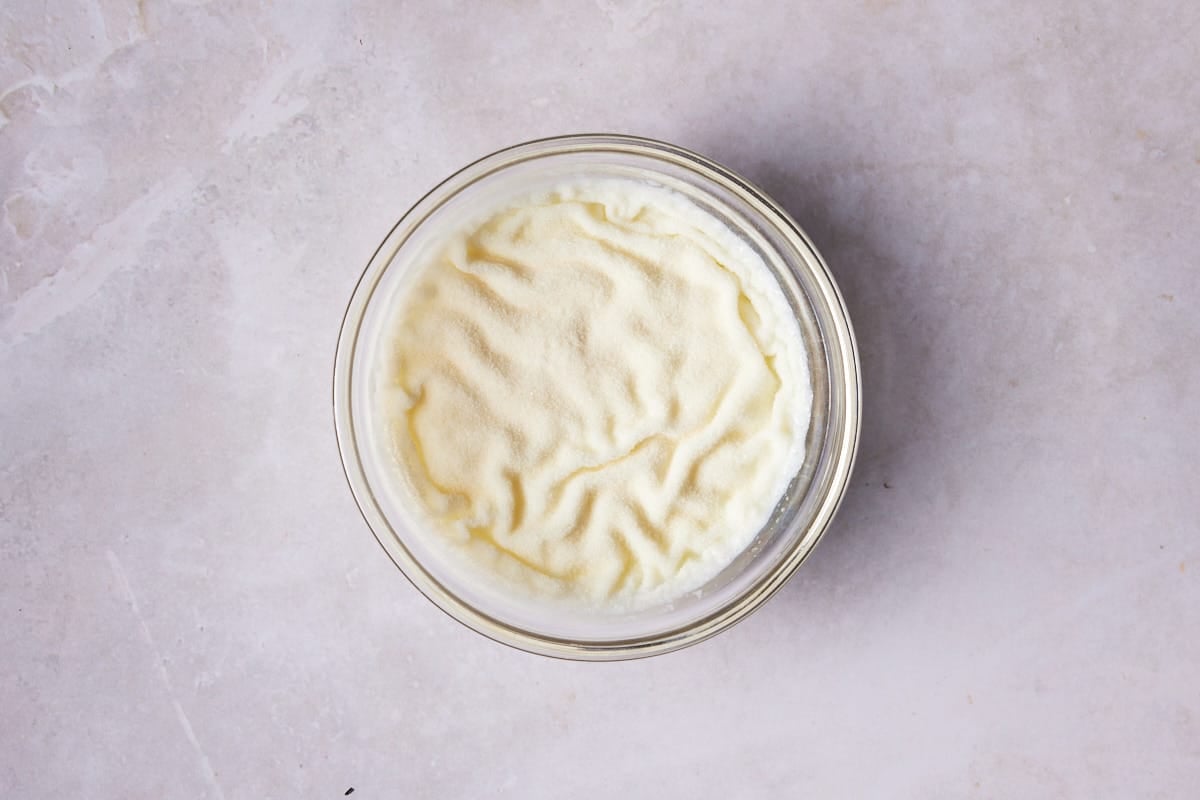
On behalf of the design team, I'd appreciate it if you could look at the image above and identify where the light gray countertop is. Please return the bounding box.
[3,1,1198,797]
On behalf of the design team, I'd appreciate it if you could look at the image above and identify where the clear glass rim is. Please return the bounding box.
[332,133,861,661]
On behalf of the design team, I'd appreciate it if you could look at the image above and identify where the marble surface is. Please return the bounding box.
[3,1,1198,796]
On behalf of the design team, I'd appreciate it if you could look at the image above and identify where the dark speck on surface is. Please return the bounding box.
[345,789,355,796]
[883,482,892,489]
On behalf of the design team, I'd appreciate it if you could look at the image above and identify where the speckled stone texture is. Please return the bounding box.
[2,1,1198,797]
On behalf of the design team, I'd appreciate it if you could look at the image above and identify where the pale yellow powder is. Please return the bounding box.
[382,179,811,608]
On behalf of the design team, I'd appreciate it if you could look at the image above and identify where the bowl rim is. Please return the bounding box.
[332,133,861,660]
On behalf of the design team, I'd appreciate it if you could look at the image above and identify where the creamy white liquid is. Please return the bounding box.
[379,178,811,610]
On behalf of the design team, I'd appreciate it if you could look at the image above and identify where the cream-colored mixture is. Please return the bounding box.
[379,178,811,609]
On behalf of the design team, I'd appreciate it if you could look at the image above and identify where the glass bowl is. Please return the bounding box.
[333,134,860,660]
